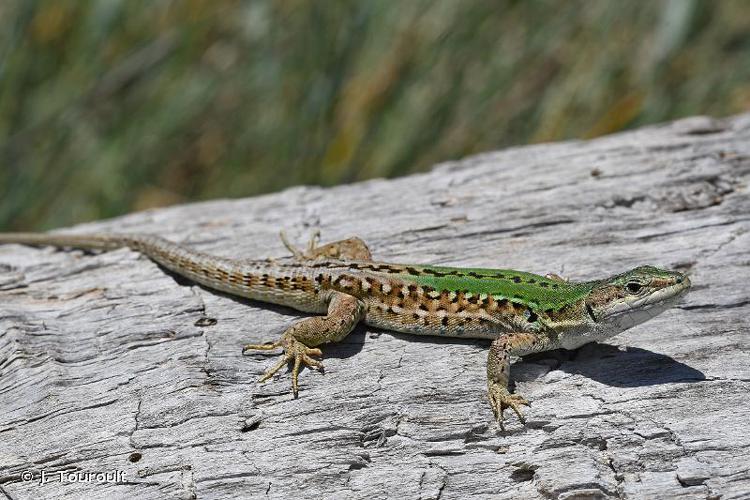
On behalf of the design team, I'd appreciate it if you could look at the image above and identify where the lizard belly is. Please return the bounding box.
[237,287,329,313]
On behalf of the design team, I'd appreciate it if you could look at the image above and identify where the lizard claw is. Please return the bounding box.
[488,382,530,431]
[243,333,324,397]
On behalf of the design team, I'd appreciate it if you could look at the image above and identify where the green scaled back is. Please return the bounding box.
[395,264,595,311]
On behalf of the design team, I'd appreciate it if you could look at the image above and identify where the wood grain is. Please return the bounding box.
[1,114,749,499]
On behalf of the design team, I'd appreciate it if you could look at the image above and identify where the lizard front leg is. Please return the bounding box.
[243,292,365,396]
[487,332,549,430]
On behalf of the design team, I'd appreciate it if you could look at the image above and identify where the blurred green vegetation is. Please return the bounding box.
[0,0,748,230]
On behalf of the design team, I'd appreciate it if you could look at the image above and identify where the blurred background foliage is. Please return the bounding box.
[0,0,748,230]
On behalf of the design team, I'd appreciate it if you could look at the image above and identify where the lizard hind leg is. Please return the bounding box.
[280,230,372,261]
[243,292,365,397]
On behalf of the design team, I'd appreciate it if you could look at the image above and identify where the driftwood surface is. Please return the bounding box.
[1,114,749,500]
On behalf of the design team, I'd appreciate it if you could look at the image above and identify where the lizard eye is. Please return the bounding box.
[626,282,643,294]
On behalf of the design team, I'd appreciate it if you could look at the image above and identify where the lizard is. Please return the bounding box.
[0,230,691,428]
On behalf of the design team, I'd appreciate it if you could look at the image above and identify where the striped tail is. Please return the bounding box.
[0,231,327,312]
[0,231,247,294]
[0,233,232,273]
[0,232,240,276]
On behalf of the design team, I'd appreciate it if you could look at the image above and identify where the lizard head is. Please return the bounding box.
[584,266,691,332]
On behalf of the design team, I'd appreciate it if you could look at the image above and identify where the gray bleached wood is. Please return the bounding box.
[1,114,749,499]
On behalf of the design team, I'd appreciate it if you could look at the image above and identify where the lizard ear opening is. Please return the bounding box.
[585,302,598,322]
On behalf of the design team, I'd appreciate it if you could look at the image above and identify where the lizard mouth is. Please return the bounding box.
[640,276,691,307]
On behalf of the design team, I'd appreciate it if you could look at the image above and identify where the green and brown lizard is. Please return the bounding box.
[0,231,691,428]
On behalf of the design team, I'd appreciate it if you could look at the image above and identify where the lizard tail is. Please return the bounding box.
[0,232,221,268]
[0,233,219,269]
[0,231,325,312]
[0,232,127,250]
[0,231,247,286]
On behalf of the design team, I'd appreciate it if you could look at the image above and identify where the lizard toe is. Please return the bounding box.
[246,333,325,396]
[488,384,530,430]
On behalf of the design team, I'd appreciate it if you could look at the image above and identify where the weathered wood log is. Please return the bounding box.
[1,114,749,499]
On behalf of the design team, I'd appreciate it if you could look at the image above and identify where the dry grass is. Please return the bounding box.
[1,0,748,230]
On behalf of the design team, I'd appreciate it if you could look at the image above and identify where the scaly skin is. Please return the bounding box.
[0,231,691,428]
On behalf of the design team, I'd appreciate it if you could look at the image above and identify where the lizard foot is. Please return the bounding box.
[280,230,372,261]
[243,333,324,397]
[488,382,529,430]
